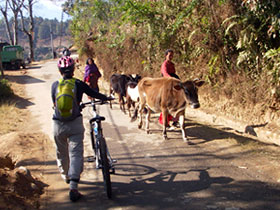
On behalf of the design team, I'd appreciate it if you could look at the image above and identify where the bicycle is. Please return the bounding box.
[81,99,116,199]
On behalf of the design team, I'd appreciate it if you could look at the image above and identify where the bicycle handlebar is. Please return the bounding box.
[80,98,113,109]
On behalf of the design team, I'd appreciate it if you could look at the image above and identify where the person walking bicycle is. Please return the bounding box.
[51,56,112,202]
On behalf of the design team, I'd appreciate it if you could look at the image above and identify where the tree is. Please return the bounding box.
[20,0,35,61]
[7,0,25,45]
[0,0,13,44]
[62,0,74,15]
[38,21,50,40]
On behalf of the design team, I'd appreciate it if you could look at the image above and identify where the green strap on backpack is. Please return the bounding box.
[56,78,77,119]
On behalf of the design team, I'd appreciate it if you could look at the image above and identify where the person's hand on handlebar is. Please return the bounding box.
[105,96,114,101]
[100,96,114,104]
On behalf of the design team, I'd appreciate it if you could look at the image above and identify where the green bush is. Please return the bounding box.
[0,79,14,99]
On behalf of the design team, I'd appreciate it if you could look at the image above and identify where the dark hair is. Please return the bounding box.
[86,58,94,65]
[165,49,174,56]
[63,48,71,56]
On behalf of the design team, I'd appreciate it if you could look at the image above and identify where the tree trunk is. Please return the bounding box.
[3,13,13,45]
[20,0,35,62]
[28,33,34,61]
[13,13,19,45]
[27,0,35,61]
[7,0,25,46]
[0,2,14,45]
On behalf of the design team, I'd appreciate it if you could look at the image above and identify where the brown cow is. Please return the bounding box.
[137,77,204,143]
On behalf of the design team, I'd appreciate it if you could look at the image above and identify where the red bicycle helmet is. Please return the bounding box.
[57,56,75,69]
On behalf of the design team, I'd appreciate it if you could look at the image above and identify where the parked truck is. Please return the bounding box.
[0,45,25,70]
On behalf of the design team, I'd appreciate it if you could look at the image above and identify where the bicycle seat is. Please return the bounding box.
[90,116,105,123]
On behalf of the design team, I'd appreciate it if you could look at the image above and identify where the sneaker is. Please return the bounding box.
[166,124,177,130]
[69,189,82,202]
[61,174,70,184]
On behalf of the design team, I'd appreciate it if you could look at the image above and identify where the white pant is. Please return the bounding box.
[53,116,85,182]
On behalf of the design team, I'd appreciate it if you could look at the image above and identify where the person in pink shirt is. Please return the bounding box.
[159,49,180,127]
[160,49,180,79]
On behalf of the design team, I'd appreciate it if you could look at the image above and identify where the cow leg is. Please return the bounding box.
[162,110,168,140]
[127,96,131,117]
[109,100,112,109]
[138,103,145,129]
[118,94,123,111]
[128,104,131,117]
[131,101,135,117]
[109,86,114,109]
[120,96,127,114]
[128,100,136,118]
[131,103,139,122]
[145,109,151,134]
[178,115,188,143]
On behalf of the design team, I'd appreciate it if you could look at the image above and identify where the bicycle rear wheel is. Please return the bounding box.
[99,136,112,199]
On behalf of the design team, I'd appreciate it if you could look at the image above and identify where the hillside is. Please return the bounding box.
[70,0,280,145]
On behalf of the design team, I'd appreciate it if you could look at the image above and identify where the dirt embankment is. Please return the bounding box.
[0,69,49,210]
[0,155,46,210]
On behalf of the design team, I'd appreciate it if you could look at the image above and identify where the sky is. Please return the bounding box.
[0,0,71,21]
[33,0,71,20]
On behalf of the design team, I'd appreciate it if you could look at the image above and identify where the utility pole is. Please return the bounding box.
[59,10,64,48]
[50,24,55,59]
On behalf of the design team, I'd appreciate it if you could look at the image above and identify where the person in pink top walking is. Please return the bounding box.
[159,49,180,127]
[161,49,180,79]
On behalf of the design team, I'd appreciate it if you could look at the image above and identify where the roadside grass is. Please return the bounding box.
[0,101,24,136]
[0,78,13,98]
[0,77,25,136]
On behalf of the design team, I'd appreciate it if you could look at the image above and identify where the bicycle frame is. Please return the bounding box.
[81,99,115,198]
[87,100,115,169]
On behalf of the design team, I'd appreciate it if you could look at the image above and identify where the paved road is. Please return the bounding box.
[24,60,280,210]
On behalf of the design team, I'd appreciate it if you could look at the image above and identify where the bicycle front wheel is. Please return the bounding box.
[99,136,112,199]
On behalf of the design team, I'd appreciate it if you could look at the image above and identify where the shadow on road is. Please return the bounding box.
[5,74,45,85]
[12,94,35,109]
[107,168,279,210]
[145,117,275,148]
[26,65,43,70]
[46,165,280,210]
[183,119,274,147]
[17,158,56,167]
